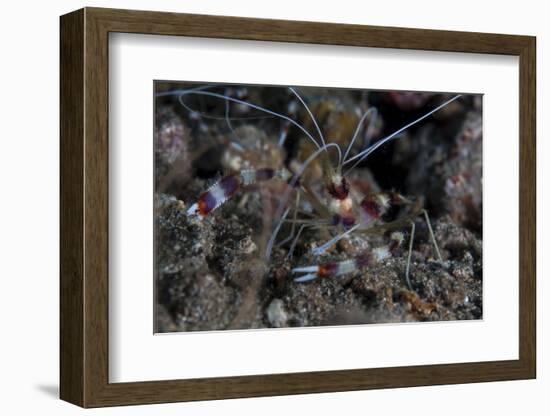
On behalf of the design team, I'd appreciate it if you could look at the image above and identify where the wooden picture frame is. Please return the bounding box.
[60,7,536,408]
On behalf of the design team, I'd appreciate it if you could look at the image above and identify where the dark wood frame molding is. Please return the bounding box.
[60,7,536,408]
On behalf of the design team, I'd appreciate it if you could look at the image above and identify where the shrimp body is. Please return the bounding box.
[162,85,457,286]
[324,173,355,227]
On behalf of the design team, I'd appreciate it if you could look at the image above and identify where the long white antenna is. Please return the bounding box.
[344,94,462,175]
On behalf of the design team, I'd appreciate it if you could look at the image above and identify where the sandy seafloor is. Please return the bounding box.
[154,84,483,332]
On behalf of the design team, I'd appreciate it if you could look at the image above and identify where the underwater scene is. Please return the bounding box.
[154,82,482,332]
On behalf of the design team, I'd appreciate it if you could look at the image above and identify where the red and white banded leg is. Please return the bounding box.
[293,232,404,282]
[187,168,290,218]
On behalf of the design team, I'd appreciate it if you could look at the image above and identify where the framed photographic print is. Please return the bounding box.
[60,7,536,408]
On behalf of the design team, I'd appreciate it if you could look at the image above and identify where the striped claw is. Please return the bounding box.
[294,234,403,283]
[292,258,360,282]
[186,203,199,216]
[292,266,319,282]
[187,168,290,218]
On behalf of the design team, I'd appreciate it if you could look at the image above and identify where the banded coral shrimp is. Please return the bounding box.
[155,84,462,295]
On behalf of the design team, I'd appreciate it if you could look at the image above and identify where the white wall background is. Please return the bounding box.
[0,0,545,414]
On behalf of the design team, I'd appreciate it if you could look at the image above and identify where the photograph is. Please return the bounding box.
[154,82,483,333]
[51,4,537,410]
